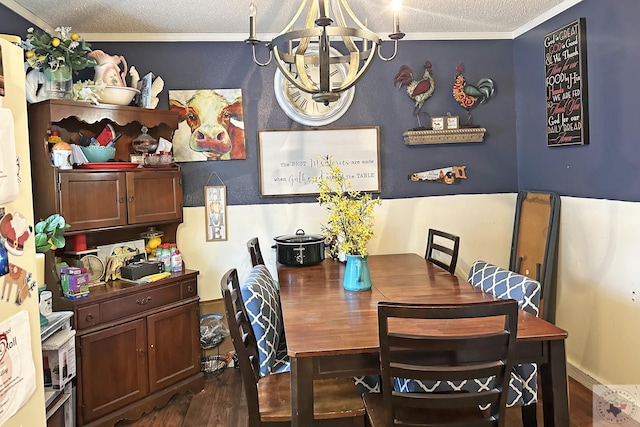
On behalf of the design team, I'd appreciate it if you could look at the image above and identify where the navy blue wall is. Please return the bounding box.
[0,4,31,37]
[2,5,517,206]
[514,0,640,201]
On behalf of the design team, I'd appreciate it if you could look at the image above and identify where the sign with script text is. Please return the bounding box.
[258,127,380,197]
[545,18,589,147]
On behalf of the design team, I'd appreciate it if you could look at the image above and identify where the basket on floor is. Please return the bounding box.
[201,355,228,377]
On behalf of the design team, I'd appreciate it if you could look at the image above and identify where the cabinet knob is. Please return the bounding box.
[119,196,125,204]
[137,348,145,357]
[86,313,94,322]
[136,296,152,305]
[128,196,135,203]
[150,344,155,351]
[187,285,193,293]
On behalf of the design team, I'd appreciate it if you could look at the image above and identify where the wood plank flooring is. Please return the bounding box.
[114,368,612,427]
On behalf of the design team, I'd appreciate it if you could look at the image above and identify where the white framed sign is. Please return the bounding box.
[258,127,380,197]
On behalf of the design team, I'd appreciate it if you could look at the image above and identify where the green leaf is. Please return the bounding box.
[50,235,65,249]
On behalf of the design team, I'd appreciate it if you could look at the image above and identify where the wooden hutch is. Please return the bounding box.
[28,99,203,427]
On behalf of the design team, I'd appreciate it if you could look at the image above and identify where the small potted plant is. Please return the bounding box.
[35,213,70,254]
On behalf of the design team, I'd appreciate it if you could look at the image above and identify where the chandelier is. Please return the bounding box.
[245,0,405,105]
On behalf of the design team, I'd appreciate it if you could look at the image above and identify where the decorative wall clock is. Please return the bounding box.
[273,45,354,127]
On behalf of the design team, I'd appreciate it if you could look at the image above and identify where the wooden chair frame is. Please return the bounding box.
[364,299,518,427]
[425,228,460,274]
[247,237,265,267]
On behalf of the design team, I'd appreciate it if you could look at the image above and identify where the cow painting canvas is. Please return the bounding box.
[169,89,246,161]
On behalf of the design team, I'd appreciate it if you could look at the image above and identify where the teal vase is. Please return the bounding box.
[343,254,372,291]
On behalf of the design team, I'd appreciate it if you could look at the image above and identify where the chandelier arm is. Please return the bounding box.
[250,43,273,67]
[377,39,400,62]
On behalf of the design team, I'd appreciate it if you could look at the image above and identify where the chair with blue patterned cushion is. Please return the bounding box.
[363,299,519,427]
[392,260,541,427]
[467,260,542,427]
[221,268,365,426]
[240,264,290,376]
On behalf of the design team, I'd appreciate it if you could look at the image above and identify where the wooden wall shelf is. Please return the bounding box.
[403,127,486,145]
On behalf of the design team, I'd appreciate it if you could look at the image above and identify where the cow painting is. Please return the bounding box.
[169,89,246,161]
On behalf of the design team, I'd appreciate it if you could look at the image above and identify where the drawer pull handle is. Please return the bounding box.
[86,313,93,322]
[136,296,152,305]
[137,348,145,357]
[187,285,193,293]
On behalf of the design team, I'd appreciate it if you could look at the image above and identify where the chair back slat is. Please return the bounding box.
[425,229,460,274]
[377,299,518,427]
[247,237,265,266]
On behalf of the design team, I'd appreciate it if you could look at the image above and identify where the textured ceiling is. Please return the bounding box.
[1,0,581,41]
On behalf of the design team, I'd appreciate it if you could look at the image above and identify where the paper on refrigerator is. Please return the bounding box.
[0,310,36,425]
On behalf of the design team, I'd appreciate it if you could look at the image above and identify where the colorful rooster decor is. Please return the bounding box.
[452,63,495,125]
[394,61,435,128]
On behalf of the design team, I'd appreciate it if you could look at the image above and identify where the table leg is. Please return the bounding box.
[541,340,570,427]
[291,357,314,427]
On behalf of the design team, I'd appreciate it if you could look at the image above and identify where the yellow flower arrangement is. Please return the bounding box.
[313,157,381,257]
[19,26,95,74]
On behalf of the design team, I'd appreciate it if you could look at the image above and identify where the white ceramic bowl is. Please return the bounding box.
[97,86,140,106]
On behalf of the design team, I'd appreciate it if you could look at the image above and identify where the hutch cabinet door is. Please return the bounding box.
[59,171,128,232]
[146,301,200,393]
[78,319,148,423]
[126,170,183,224]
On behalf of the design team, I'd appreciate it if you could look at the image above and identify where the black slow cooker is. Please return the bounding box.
[273,229,325,266]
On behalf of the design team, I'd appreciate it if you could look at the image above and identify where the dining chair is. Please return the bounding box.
[467,260,542,427]
[239,264,289,376]
[221,268,366,427]
[425,228,460,274]
[363,299,519,427]
[247,237,265,267]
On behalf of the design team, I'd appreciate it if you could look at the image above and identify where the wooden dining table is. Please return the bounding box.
[277,253,569,427]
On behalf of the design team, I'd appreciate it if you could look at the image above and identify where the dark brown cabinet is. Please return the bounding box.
[59,169,182,232]
[61,272,203,427]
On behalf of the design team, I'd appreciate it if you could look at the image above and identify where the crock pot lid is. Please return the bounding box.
[274,228,324,243]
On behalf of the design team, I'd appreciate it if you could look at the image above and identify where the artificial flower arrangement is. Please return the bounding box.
[313,157,381,258]
[72,79,106,104]
[19,26,95,74]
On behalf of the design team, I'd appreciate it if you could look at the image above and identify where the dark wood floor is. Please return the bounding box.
[115,368,601,427]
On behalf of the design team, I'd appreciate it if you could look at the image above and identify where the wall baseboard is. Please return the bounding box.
[568,362,597,391]
[569,362,640,423]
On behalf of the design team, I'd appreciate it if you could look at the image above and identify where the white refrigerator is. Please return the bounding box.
[0,34,47,427]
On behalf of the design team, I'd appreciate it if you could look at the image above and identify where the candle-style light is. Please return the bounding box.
[249,0,257,41]
[392,0,402,35]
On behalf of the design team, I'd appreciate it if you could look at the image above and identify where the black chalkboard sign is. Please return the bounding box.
[545,18,589,147]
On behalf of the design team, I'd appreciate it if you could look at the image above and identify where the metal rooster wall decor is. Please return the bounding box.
[452,63,495,125]
[394,61,435,129]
